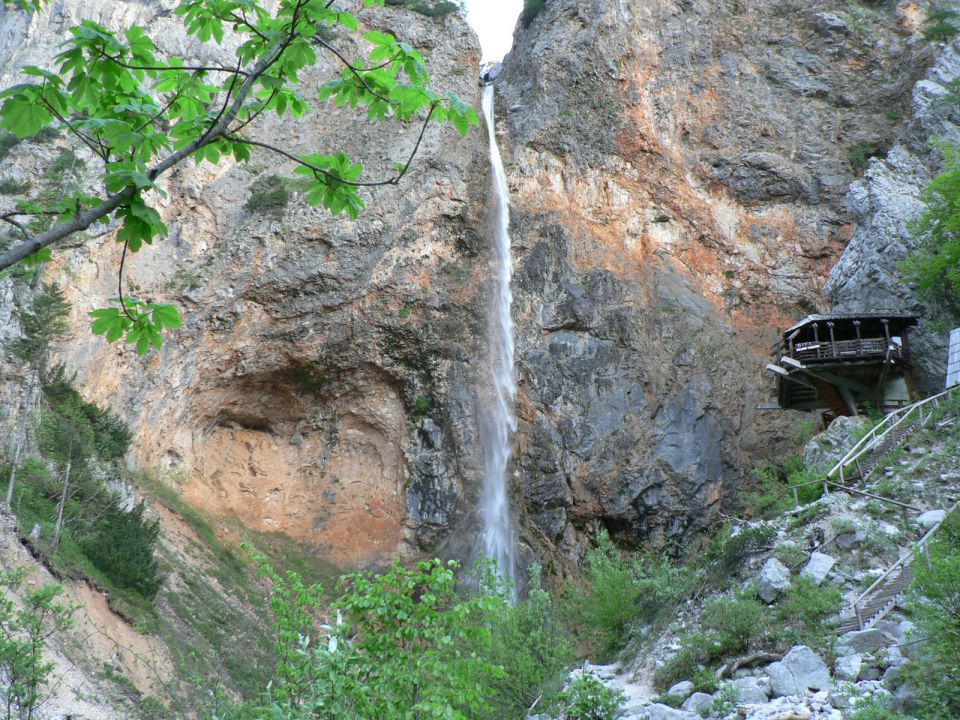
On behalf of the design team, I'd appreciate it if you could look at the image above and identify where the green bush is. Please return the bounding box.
[738,461,791,519]
[0,131,20,160]
[81,500,162,599]
[700,590,769,656]
[0,178,30,195]
[554,675,624,720]
[244,174,291,217]
[849,140,884,172]
[902,509,960,720]
[42,364,132,461]
[784,456,824,504]
[901,143,960,320]
[568,530,689,656]
[701,522,777,584]
[0,572,75,720]
[477,565,573,718]
[245,558,506,720]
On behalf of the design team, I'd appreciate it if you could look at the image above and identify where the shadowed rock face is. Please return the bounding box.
[497,0,941,557]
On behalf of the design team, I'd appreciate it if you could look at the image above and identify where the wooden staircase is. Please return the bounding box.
[848,421,919,483]
[837,564,914,634]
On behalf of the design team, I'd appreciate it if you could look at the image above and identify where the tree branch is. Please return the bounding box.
[0,29,290,272]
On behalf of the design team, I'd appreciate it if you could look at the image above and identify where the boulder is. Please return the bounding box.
[666,680,694,701]
[812,12,851,36]
[837,628,889,655]
[800,552,836,586]
[733,676,770,704]
[758,558,792,604]
[917,509,947,530]
[767,645,832,697]
[834,653,862,681]
[633,703,699,720]
[802,415,869,470]
[680,692,713,715]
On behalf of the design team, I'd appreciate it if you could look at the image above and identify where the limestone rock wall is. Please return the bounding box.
[497,0,940,556]
[0,0,489,568]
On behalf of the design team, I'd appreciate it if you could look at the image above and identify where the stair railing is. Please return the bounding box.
[828,385,960,484]
[850,501,959,631]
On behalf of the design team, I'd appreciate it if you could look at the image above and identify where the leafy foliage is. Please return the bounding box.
[554,675,624,720]
[383,0,460,17]
[567,530,689,656]
[476,565,574,718]
[9,282,70,369]
[244,174,292,217]
[0,571,75,720]
[0,0,478,353]
[520,0,547,28]
[902,509,960,720]
[901,144,960,321]
[245,558,505,720]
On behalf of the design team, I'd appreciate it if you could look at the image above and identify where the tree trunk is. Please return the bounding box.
[5,430,24,508]
[52,460,71,549]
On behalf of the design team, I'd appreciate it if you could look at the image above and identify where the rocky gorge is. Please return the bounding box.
[0,0,958,716]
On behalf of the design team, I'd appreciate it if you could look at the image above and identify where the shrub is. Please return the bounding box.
[739,461,792,519]
[900,144,960,320]
[902,509,960,720]
[81,500,162,599]
[0,131,20,160]
[0,178,30,195]
[43,148,85,179]
[568,530,689,655]
[773,542,808,569]
[478,565,573,718]
[773,578,841,653]
[250,558,505,720]
[554,675,624,720]
[244,174,291,217]
[702,522,777,584]
[700,591,769,656]
[0,571,75,720]
[849,140,884,172]
[784,456,824,504]
[520,0,546,27]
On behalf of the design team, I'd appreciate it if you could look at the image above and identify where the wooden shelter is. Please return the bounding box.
[766,313,918,416]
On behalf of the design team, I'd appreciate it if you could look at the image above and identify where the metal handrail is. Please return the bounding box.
[827,385,960,483]
[850,501,959,629]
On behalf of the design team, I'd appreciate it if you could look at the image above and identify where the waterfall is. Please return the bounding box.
[475,82,518,594]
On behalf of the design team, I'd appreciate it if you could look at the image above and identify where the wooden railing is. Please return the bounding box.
[827,385,960,484]
[850,502,959,630]
[774,337,909,365]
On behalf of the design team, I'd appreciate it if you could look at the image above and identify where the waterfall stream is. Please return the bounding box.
[476,82,518,592]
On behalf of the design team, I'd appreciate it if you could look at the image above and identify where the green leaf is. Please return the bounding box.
[21,247,52,267]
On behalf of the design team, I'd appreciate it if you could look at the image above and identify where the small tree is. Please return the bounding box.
[36,403,95,548]
[903,510,960,720]
[0,571,75,720]
[901,145,960,322]
[250,558,505,720]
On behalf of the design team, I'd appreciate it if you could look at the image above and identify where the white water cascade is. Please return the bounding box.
[475,82,519,592]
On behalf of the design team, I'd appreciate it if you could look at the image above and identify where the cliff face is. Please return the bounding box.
[0,0,489,568]
[497,0,938,555]
[0,0,951,575]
